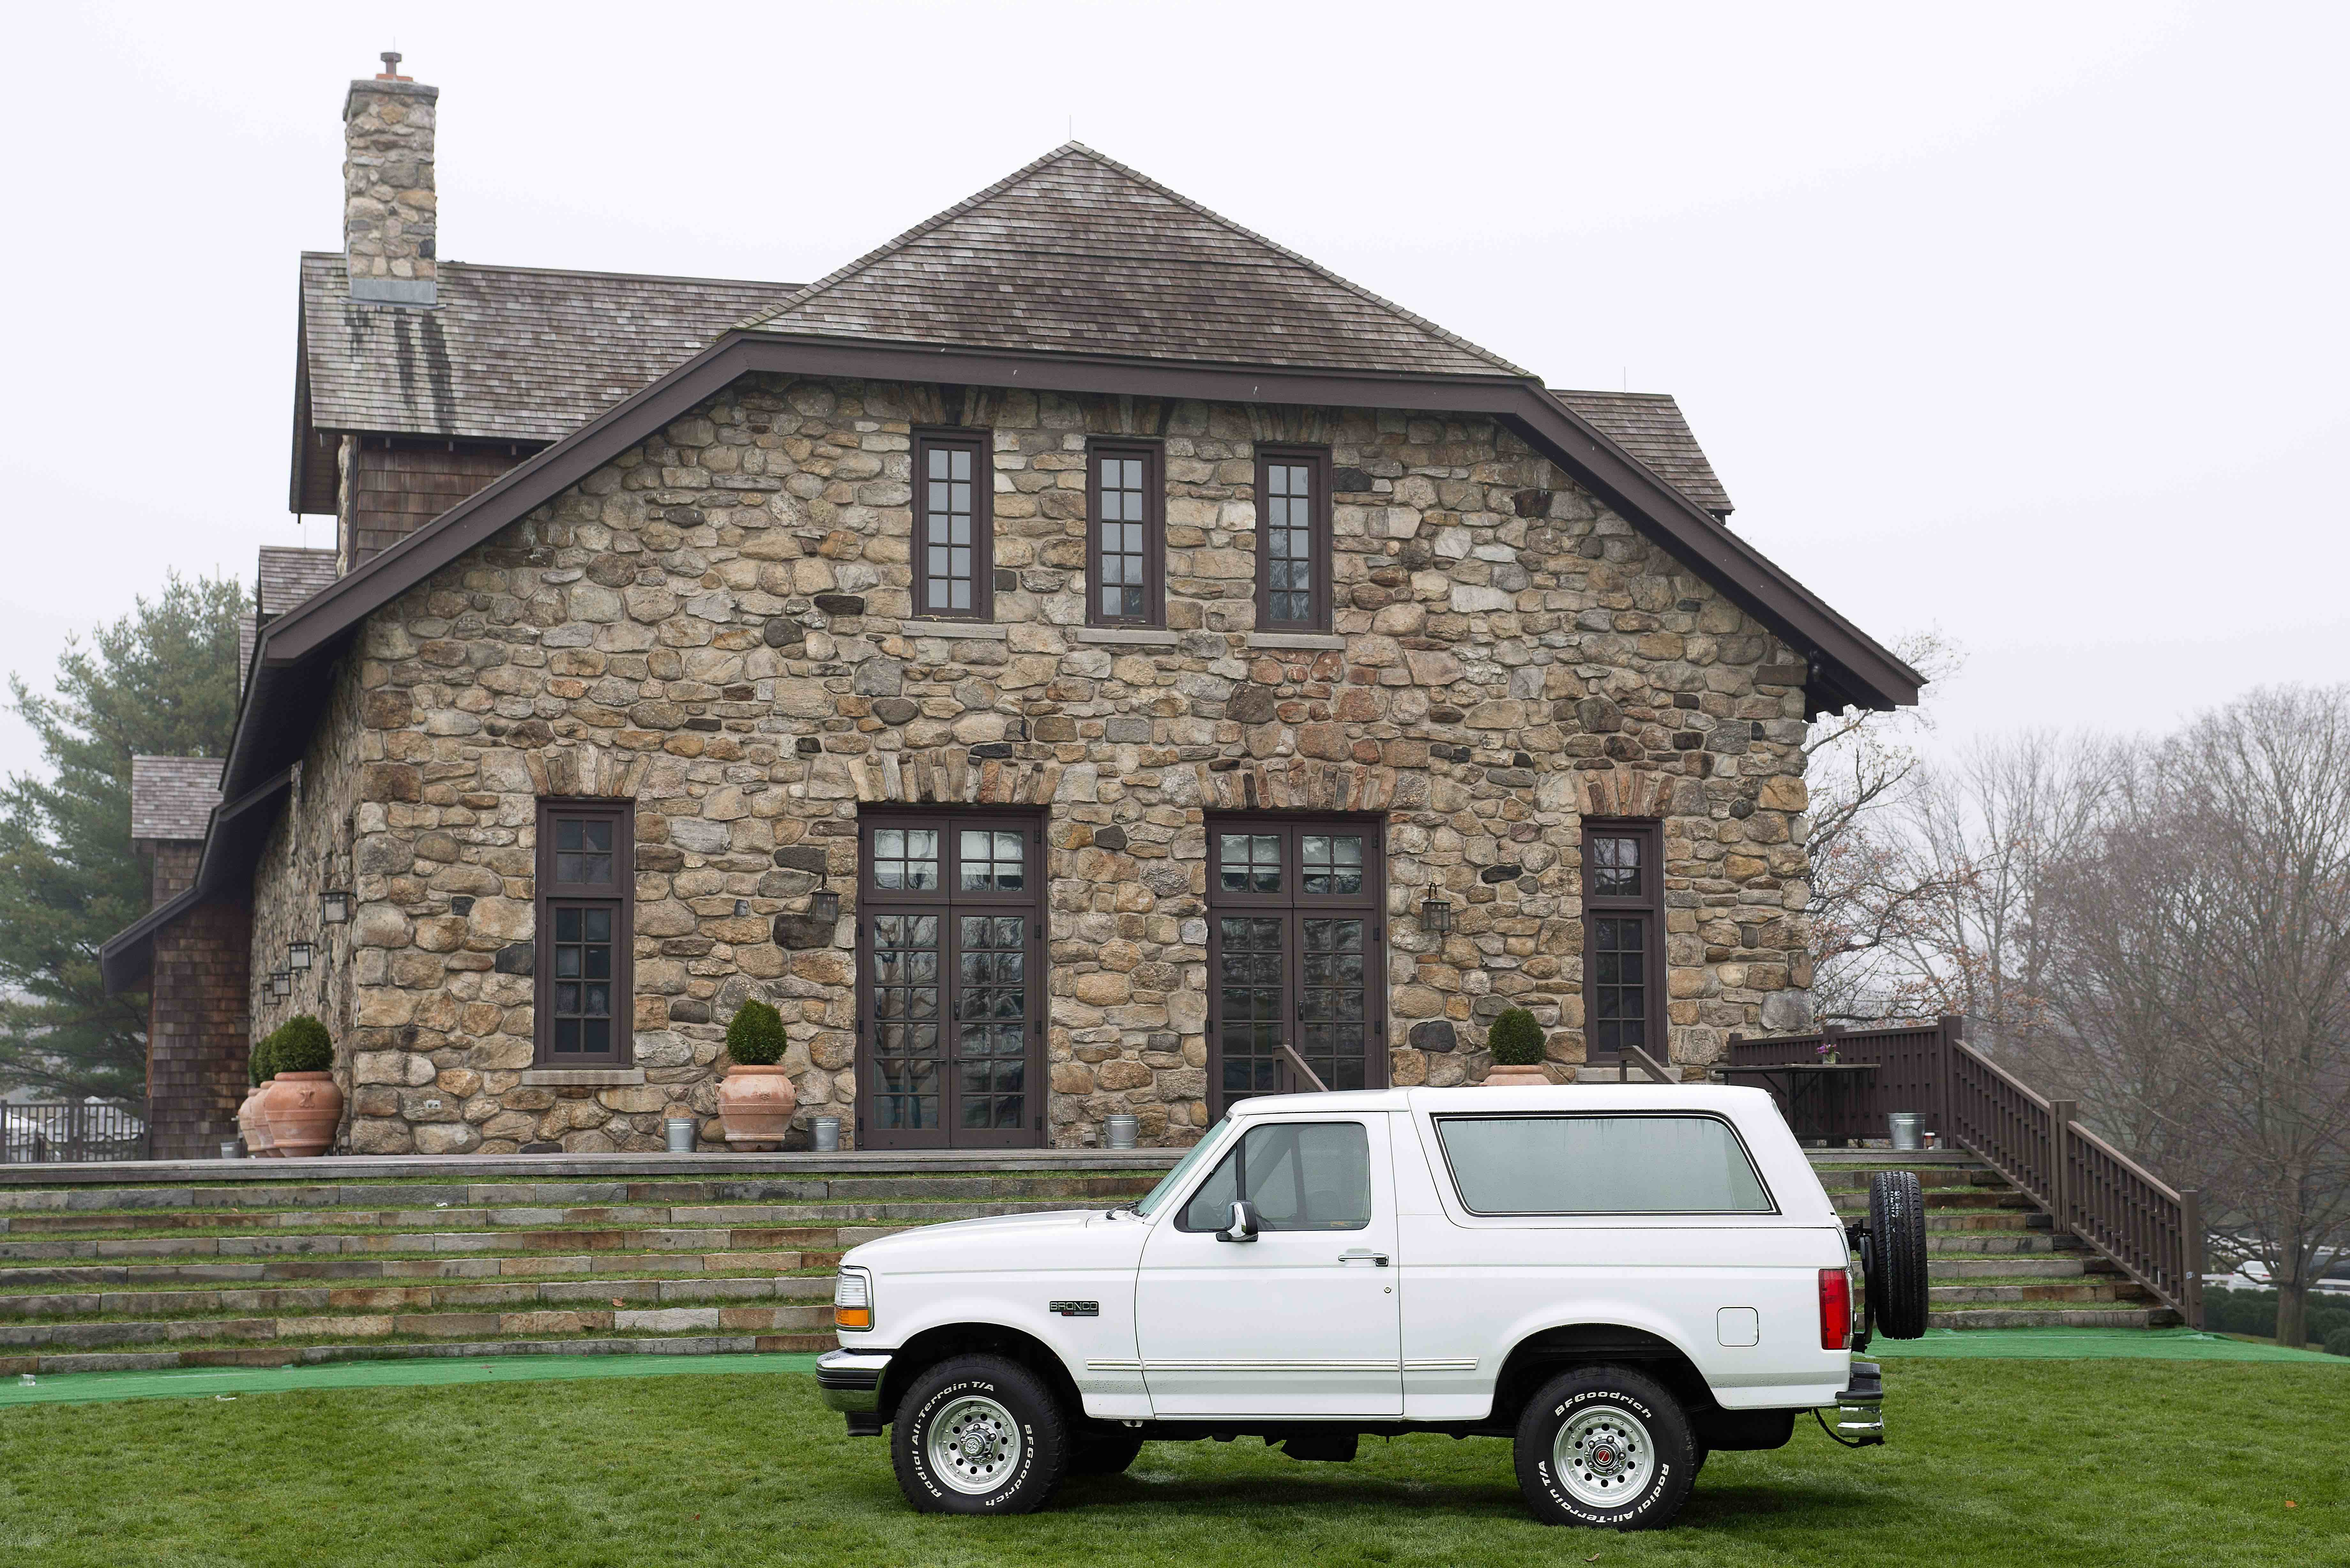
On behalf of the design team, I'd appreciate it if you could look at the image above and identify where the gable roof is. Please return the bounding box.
[129,757,224,843]
[292,256,798,510]
[739,145,1527,379]
[258,547,337,615]
[1553,391,1733,517]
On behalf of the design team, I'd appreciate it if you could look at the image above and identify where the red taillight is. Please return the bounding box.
[1819,1267,1852,1350]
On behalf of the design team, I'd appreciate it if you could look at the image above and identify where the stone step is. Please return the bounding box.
[1831,1191,2036,1214]
[1927,1306,2180,1330]
[0,1248,852,1293]
[1927,1232,2079,1255]
[0,1172,1161,1218]
[1923,1256,2103,1280]
[0,1301,838,1353]
[0,1331,836,1377]
[1929,1279,2152,1305]
[0,1194,1111,1238]
[0,1272,836,1322]
[1811,1168,2002,1191]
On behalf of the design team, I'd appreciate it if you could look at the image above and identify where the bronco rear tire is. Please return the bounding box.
[1869,1169,1931,1339]
[891,1354,1068,1514]
[1513,1365,1696,1529]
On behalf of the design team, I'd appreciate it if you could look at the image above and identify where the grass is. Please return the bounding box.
[0,1358,2342,1567]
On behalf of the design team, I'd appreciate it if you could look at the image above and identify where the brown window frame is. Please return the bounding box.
[854,809,1045,1150]
[1580,817,1666,1065]
[1203,812,1388,1117]
[534,798,635,1067]
[1253,445,1333,633]
[1085,438,1164,628]
[912,427,994,622]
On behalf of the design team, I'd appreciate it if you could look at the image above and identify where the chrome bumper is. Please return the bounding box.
[815,1349,892,1414]
[1829,1358,1886,1445]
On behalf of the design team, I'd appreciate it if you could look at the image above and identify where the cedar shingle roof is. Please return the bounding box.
[740,145,1528,379]
[1552,390,1734,517]
[257,547,338,615]
[129,757,223,843]
[298,255,798,442]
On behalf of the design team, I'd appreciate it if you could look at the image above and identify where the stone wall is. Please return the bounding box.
[341,74,437,305]
[243,373,1814,1151]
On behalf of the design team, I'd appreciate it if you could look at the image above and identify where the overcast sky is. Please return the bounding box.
[4,1,2343,782]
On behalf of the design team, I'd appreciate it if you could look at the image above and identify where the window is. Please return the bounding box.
[535,800,633,1066]
[858,811,1042,1149]
[1205,816,1384,1111]
[1087,441,1163,626]
[1433,1114,1773,1214]
[1581,818,1664,1063]
[1177,1121,1372,1232]
[914,430,991,619]
[1254,446,1331,632]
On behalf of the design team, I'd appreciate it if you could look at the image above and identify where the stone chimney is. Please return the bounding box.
[342,52,438,306]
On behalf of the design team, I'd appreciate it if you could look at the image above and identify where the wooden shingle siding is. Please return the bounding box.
[145,900,252,1161]
[350,445,518,566]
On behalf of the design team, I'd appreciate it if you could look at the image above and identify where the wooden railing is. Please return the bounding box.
[1725,1016,2203,1327]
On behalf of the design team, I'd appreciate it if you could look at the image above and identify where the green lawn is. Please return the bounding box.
[0,1359,2341,1567]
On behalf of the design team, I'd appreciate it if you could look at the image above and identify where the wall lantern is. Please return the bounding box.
[1419,893,1455,937]
[269,969,292,999]
[288,940,314,972]
[808,889,841,925]
[321,890,352,925]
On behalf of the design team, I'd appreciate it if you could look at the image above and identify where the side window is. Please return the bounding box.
[914,430,992,620]
[1087,441,1163,627]
[1433,1114,1773,1214]
[534,799,634,1066]
[1254,447,1331,632]
[1177,1121,1372,1232]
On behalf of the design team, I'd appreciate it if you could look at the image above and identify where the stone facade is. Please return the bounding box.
[341,71,437,306]
[243,374,1814,1153]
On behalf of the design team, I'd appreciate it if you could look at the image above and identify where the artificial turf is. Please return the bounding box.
[0,1358,2340,1567]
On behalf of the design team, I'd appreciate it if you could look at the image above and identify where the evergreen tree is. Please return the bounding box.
[0,573,246,1104]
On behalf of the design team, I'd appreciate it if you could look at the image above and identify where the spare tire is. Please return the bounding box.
[1868,1170,1930,1339]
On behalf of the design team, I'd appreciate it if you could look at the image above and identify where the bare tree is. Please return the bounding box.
[2040,688,2350,1346]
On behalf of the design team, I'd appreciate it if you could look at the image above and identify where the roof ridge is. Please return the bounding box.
[735,144,1530,377]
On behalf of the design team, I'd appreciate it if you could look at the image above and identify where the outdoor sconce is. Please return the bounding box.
[808,889,842,925]
[269,970,292,999]
[321,890,352,924]
[1420,893,1455,937]
[288,940,314,972]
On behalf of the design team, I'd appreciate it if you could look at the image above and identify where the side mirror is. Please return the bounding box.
[1216,1199,1260,1243]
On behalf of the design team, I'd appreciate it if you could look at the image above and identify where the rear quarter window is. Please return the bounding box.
[1433,1113,1774,1214]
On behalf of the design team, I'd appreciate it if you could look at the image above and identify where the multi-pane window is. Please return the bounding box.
[1087,441,1162,626]
[1255,448,1330,631]
[535,800,633,1066]
[859,812,1042,1149]
[915,432,990,619]
[1205,816,1384,1112]
[1581,820,1663,1064]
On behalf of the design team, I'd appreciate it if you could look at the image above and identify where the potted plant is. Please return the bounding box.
[259,1014,344,1158]
[1482,1007,1552,1087]
[717,999,797,1150]
[239,1029,280,1157]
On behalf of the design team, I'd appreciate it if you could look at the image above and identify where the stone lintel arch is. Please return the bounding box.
[522,743,648,801]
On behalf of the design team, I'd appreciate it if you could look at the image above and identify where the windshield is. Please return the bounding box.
[1131,1119,1231,1217]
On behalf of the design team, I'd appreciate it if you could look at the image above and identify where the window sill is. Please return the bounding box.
[520,1067,647,1087]
[1074,626,1179,646]
[903,621,1009,640]
[1246,631,1347,651]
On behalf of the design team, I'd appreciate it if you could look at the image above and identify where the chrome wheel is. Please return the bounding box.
[1552,1405,1653,1509]
[927,1394,1023,1495]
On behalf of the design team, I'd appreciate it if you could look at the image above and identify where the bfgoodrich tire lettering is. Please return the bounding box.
[890,1355,1068,1515]
[1513,1365,1695,1529]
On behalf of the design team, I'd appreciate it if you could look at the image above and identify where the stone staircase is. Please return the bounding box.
[0,1146,2171,1376]
[1814,1152,2179,1330]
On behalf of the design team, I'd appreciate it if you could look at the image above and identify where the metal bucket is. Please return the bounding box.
[1887,1111,1924,1152]
[664,1117,698,1153]
[1105,1113,1140,1150]
[813,1116,841,1152]
[220,1140,243,1161]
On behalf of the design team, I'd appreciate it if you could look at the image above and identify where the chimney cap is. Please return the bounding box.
[375,50,410,81]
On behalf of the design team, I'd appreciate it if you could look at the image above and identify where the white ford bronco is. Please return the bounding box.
[816,1084,1926,1529]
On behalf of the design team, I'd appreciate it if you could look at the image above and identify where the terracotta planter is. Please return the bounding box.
[236,1084,275,1157]
[261,1071,343,1158]
[1482,1063,1553,1088]
[717,1064,798,1150]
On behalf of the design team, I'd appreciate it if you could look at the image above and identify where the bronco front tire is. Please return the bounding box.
[1513,1365,1696,1529]
[891,1355,1068,1514]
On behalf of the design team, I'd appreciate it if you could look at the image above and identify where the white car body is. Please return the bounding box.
[831,1084,1855,1424]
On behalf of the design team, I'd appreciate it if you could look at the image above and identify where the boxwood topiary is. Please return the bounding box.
[1488,1007,1547,1067]
[726,999,788,1067]
[273,1015,334,1074]
[249,1027,281,1086]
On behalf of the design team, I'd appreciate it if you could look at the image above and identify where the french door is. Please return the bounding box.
[1206,816,1386,1112]
[857,811,1043,1149]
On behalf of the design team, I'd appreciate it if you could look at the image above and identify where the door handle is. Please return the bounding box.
[1338,1249,1390,1267]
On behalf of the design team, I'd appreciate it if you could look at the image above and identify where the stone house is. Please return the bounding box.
[102,57,1921,1158]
